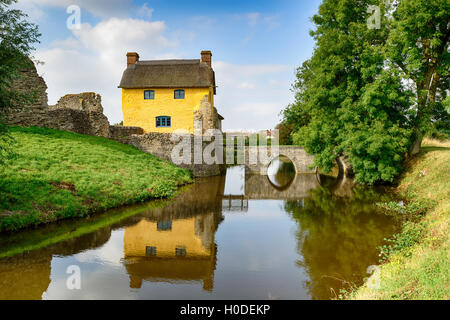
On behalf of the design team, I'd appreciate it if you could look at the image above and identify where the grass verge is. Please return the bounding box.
[348,138,449,300]
[0,126,193,232]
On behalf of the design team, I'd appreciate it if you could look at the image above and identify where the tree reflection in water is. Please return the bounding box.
[284,177,401,299]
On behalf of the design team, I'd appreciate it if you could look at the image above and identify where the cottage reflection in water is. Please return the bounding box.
[123,176,225,291]
[124,214,220,291]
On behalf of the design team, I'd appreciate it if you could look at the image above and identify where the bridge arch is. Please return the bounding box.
[266,155,297,191]
[244,146,316,175]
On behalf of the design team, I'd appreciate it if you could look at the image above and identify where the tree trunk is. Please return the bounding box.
[409,131,423,156]
[336,155,354,179]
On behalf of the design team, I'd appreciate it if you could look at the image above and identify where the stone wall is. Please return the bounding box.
[8,107,111,138]
[13,61,49,109]
[6,61,110,138]
[50,92,103,113]
[194,95,222,133]
[110,131,226,177]
[109,125,144,139]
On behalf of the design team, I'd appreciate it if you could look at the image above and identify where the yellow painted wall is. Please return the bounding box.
[122,87,212,134]
[124,218,212,258]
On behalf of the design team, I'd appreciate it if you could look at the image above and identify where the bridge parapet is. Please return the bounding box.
[244,146,316,175]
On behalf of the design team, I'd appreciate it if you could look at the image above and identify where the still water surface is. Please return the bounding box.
[0,163,400,300]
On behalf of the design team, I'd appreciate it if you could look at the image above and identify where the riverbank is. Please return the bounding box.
[0,126,192,232]
[349,138,449,300]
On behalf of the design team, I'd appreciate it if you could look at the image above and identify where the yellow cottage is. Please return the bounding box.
[119,50,223,134]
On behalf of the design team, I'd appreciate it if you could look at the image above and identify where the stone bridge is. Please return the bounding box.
[244,146,316,175]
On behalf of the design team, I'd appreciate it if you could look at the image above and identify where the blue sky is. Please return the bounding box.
[17,0,321,131]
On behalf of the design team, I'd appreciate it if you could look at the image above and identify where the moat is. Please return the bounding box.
[0,163,401,300]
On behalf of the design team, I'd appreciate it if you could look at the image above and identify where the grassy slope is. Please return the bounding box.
[0,126,192,232]
[351,138,449,300]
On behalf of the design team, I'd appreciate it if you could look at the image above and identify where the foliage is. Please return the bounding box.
[350,139,450,300]
[0,126,192,232]
[376,198,434,217]
[275,122,295,145]
[378,221,426,261]
[284,0,449,184]
[385,0,450,148]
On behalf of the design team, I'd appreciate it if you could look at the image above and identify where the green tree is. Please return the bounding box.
[385,0,450,152]
[0,0,40,158]
[286,0,449,184]
[289,0,412,184]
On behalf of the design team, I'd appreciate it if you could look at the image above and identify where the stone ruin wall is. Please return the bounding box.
[6,62,110,138]
[193,95,222,133]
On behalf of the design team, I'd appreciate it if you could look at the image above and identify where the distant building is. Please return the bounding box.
[119,50,223,134]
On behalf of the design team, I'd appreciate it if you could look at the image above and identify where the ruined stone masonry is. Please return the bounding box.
[7,62,110,138]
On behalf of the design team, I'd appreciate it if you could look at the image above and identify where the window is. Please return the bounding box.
[157,220,172,231]
[156,116,171,128]
[175,246,186,257]
[174,89,185,99]
[146,246,157,256]
[144,90,155,100]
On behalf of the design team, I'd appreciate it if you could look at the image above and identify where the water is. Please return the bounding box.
[0,163,400,300]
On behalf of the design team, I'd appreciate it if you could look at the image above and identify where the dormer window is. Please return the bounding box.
[174,89,185,99]
[144,90,155,100]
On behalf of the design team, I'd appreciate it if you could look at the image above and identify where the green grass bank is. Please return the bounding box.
[349,138,449,300]
[0,126,192,232]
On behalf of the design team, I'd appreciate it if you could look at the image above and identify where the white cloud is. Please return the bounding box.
[35,17,178,124]
[14,0,47,21]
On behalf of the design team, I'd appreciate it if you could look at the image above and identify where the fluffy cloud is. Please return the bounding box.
[35,17,178,124]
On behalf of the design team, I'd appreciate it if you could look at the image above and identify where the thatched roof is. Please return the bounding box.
[118,59,215,92]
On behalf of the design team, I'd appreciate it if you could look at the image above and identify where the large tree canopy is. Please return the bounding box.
[283,0,449,184]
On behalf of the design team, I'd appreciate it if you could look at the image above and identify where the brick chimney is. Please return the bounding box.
[201,50,212,68]
[127,52,139,67]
